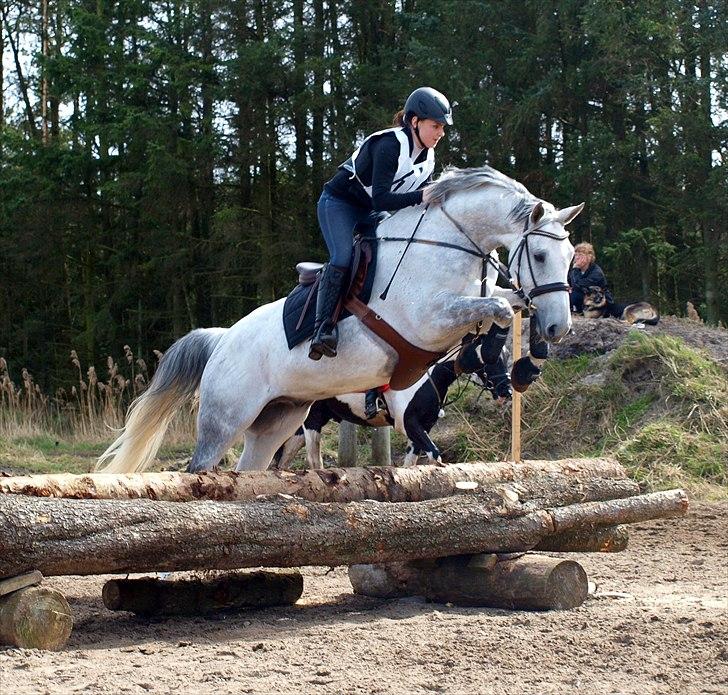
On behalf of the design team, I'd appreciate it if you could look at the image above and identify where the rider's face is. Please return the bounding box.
[411,117,446,149]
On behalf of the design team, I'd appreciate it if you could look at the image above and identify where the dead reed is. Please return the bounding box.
[0,348,196,444]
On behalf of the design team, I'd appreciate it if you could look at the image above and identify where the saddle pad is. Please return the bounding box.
[282,239,378,350]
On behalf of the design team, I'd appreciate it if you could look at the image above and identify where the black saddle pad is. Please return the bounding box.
[283,220,380,350]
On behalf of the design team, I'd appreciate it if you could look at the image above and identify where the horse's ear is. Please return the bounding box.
[529,202,545,227]
[557,202,585,227]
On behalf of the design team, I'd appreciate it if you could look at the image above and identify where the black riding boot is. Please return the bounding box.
[309,264,347,360]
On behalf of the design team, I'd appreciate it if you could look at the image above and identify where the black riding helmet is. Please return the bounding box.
[404,87,453,126]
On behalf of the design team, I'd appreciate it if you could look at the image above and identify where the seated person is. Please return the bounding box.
[568,242,612,313]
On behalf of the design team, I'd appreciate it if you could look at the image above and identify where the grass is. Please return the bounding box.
[1,333,726,498]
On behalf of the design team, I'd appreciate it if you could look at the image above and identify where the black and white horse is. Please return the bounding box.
[272,332,512,469]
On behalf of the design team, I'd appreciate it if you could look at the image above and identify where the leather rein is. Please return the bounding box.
[377,207,571,310]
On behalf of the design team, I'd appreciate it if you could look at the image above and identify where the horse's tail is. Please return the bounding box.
[95,328,226,474]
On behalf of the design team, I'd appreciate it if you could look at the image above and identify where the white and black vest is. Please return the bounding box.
[342,127,435,197]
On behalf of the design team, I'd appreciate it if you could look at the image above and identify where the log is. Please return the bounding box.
[535,525,629,553]
[0,457,628,503]
[0,570,43,597]
[0,488,687,578]
[0,586,73,650]
[349,554,589,610]
[102,570,303,616]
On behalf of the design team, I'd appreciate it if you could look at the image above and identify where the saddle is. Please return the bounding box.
[282,218,444,390]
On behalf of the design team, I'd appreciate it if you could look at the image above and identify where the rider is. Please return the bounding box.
[309,86,453,361]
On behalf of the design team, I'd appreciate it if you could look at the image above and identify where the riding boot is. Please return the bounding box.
[309,264,348,360]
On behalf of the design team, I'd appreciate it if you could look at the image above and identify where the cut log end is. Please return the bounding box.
[0,586,73,650]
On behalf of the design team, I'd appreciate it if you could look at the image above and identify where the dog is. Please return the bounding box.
[582,286,659,325]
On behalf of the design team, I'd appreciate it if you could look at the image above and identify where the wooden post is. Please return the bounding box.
[338,421,357,467]
[511,310,523,462]
[371,427,391,466]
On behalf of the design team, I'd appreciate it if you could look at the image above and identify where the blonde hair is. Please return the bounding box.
[574,242,595,263]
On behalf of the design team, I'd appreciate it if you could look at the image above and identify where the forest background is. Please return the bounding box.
[1,0,726,389]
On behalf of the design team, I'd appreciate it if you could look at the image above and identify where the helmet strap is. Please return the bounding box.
[412,122,426,149]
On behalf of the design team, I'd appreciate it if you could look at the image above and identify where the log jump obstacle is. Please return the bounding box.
[0,458,688,650]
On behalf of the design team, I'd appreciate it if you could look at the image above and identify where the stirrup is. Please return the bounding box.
[309,324,338,360]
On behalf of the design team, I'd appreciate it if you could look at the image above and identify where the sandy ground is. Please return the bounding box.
[0,501,726,695]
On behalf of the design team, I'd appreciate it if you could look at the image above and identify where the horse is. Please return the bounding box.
[272,334,512,470]
[96,165,583,474]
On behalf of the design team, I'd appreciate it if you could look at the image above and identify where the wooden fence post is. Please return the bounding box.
[338,422,358,467]
[371,427,392,466]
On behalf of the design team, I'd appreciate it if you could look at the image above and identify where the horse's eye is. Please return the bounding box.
[534,253,545,263]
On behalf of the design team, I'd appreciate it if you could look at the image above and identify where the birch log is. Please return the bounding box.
[0,458,628,503]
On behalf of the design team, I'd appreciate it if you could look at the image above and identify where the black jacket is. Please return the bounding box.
[324,128,429,211]
[568,262,613,302]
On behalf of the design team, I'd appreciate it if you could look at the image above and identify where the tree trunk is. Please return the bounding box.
[102,570,303,616]
[349,554,589,610]
[0,457,631,502]
[0,489,687,578]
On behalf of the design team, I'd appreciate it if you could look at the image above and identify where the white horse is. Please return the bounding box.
[96,166,583,474]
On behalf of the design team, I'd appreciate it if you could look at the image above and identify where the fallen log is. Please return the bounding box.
[0,488,687,578]
[102,570,303,616]
[535,525,629,553]
[0,586,73,650]
[349,554,589,610]
[0,457,628,503]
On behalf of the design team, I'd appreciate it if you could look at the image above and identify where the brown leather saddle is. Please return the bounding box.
[293,236,444,390]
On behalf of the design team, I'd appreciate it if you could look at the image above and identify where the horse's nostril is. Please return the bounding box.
[547,324,558,338]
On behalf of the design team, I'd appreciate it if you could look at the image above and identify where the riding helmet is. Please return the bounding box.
[404,87,453,126]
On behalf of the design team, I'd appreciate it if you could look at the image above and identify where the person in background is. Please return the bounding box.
[309,86,452,361]
[568,242,612,313]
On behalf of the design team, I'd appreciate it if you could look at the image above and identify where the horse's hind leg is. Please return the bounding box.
[236,400,312,472]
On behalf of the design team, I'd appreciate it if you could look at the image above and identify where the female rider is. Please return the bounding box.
[309,86,452,360]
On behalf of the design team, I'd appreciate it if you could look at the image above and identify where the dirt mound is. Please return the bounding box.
[548,315,728,366]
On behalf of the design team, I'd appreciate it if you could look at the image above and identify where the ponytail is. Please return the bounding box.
[392,109,406,127]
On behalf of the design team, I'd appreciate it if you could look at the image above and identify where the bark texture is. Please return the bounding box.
[0,458,627,502]
[102,570,303,615]
[0,489,687,578]
[535,525,629,553]
[349,554,589,610]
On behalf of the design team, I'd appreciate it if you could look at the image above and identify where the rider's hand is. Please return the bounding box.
[422,186,434,205]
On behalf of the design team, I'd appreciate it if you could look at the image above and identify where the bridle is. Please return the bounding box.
[378,206,571,310]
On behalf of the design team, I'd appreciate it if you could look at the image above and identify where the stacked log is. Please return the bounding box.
[0,459,688,619]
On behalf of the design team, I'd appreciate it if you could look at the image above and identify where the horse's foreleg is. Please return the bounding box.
[431,295,514,332]
[403,414,442,466]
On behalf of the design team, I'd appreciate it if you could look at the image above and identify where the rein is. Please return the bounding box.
[377,206,571,309]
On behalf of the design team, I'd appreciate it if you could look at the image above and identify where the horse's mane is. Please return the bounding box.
[426,166,543,223]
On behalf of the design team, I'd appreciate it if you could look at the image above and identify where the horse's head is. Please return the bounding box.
[508,201,584,342]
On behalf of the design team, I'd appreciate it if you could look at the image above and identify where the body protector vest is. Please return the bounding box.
[342,127,435,198]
